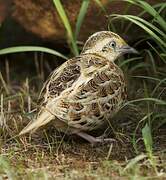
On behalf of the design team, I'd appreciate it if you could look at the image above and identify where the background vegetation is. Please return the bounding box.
[0,0,165,179]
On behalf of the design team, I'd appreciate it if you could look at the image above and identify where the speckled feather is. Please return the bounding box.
[38,53,126,132]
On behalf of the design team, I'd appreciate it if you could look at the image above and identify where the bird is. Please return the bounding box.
[19,31,138,144]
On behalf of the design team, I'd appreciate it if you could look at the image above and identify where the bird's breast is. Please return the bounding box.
[49,60,127,131]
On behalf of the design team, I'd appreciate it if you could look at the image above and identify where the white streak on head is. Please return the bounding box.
[84,38,110,54]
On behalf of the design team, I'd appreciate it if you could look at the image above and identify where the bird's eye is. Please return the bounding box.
[109,41,116,49]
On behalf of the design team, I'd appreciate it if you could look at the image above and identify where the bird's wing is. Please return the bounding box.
[19,56,82,135]
[39,56,82,105]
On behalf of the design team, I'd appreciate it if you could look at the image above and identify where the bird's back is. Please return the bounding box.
[43,53,126,131]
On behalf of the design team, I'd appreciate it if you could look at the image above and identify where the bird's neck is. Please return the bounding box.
[80,53,110,77]
[81,52,116,63]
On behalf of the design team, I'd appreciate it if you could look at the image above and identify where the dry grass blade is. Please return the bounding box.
[0,72,10,95]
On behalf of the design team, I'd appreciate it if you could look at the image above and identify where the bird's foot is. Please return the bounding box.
[76,131,115,145]
[95,134,115,143]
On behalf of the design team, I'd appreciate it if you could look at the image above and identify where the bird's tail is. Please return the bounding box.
[19,110,54,135]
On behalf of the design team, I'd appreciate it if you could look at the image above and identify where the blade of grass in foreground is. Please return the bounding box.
[132,113,153,154]
[122,98,166,108]
[132,75,162,83]
[119,0,166,31]
[93,0,106,13]
[142,123,157,173]
[53,0,79,56]
[123,154,147,172]
[119,57,142,67]
[109,14,166,49]
[126,15,165,38]
[0,46,68,60]
[0,156,16,179]
[123,2,166,34]
[136,0,166,31]
[75,0,90,39]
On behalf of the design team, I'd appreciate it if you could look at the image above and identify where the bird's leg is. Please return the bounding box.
[76,131,115,145]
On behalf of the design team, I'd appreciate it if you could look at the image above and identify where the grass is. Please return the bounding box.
[52,0,79,56]
[0,0,166,179]
[0,46,68,60]
[75,0,90,39]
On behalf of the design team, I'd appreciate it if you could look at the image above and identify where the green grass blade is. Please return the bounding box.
[158,3,166,14]
[142,123,153,155]
[132,75,161,82]
[138,3,166,17]
[132,113,153,154]
[137,0,166,31]
[123,154,147,172]
[0,46,68,60]
[120,0,166,30]
[152,78,166,97]
[75,0,90,39]
[0,156,16,179]
[129,62,150,73]
[153,114,166,129]
[119,57,142,67]
[126,15,166,39]
[123,2,166,34]
[93,0,106,13]
[124,98,166,107]
[145,50,157,74]
[109,14,166,48]
[52,0,79,55]
[147,42,166,62]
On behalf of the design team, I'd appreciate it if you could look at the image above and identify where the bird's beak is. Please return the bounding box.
[119,45,138,54]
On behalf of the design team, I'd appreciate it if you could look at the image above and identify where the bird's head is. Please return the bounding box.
[81,31,138,62]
